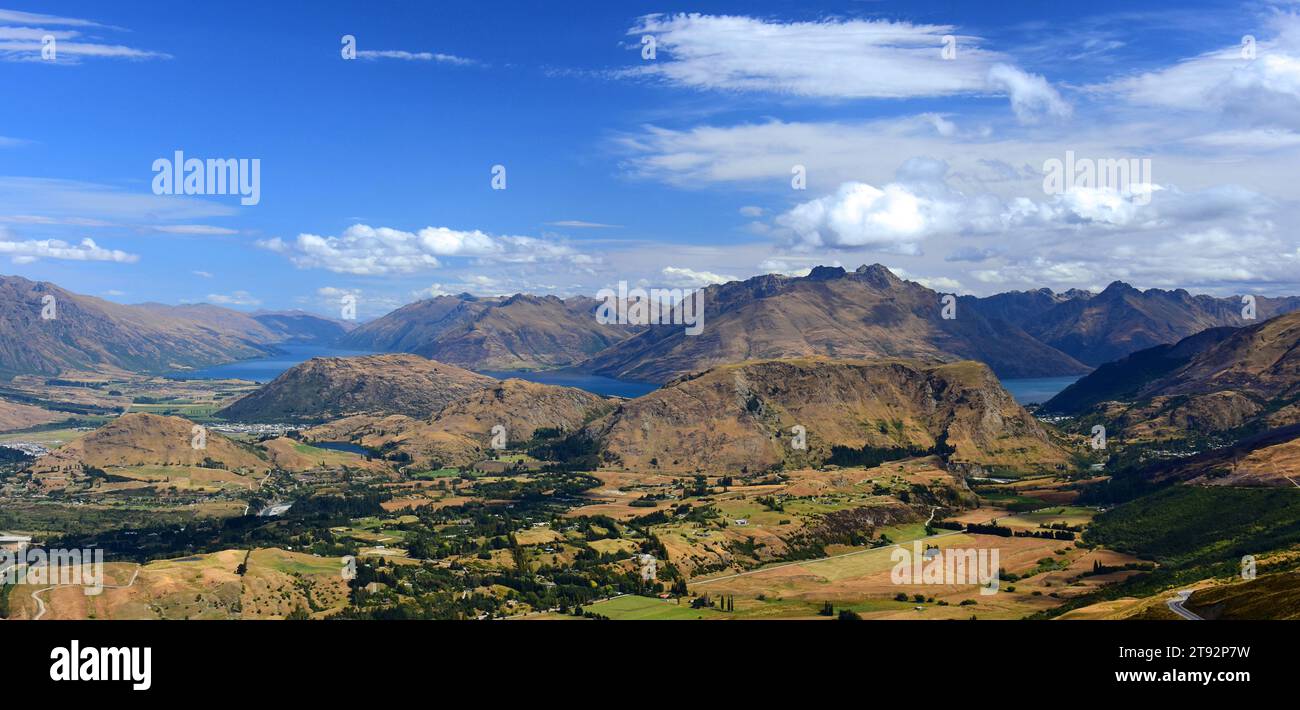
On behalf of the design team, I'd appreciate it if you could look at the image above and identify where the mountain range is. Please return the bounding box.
[5,268,1299,387]
[1045,310,1300,440]
[338,293,640,371]
[0,274,350,377]
[964,281,1300,367]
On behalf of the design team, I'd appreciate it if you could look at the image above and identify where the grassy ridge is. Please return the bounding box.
[1037,486,1300,617]
[1083,486,1300,569]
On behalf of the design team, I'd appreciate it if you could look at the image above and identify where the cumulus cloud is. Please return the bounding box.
[260,223,588,276]
[777,181,946,254]
[0,234,137,264]
[661,266,738,287]
[624,14,1068,121]
[772,158,1272,254]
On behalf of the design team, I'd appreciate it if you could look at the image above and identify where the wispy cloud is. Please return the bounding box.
[357,49,477,66]
[0,7,168,63]
[622,13,1069,122]
[150,224,239,236]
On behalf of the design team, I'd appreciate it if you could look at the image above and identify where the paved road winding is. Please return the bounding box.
[1166,589,1203,620]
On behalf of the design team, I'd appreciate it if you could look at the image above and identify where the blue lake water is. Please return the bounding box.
[999,376,1081,404]
[170,344,376,383]
[310,441,372,455]
[170,345,659,398]
[173,345,1073,404]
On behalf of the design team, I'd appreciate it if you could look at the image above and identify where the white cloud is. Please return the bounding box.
[0,9,167,63]
[892,267,963,291]
[756,258,815,277]
[412,284,452,298]
[192,270,213,278]
[1095,15,1300,131]
[0,233,137,264]
[1181,128,1300,150]
[624,13,1068,121]
[777,181,945,254]
[661,266,738,287]
[771,158,1272,254]
[0,9,112,27]
[0,177,236,221]
[357,50,476,65]
[986,64,1072,123]
[261,223,589,276]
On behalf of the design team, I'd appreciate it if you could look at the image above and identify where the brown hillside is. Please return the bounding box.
[584,357,1070,474]
[217,354,495,422]
[22,412,269,491]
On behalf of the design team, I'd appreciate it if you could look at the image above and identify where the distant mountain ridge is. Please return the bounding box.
[250,311,355,343]
[0,275,349,378]
[966,281,1300,367]
[338,292,640,370]
[1045,310,1300,439]
[8,269,1300,387]
[581,264,1090,383]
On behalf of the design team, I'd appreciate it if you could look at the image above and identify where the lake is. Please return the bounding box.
[310,441,372,456]
[170,344,376,383]
[174,346,1076,404]
[999,376,1081,405]
[171,345,659,397]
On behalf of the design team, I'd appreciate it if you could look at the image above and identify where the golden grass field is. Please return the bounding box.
[6,548,350,620]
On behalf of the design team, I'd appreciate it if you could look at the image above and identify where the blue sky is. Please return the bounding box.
[2,1,1299,318]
